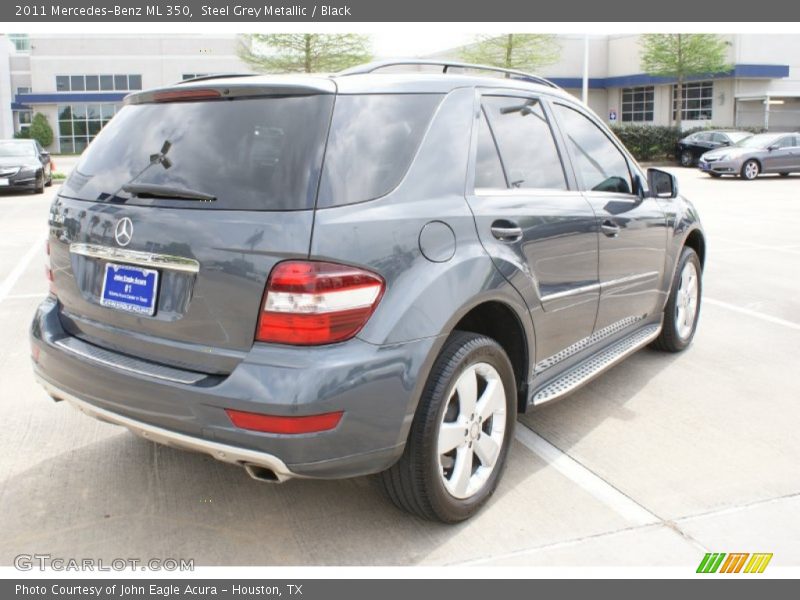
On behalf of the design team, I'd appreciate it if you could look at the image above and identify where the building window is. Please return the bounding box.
[54,74,143,93]
[673,81,713,121]
[16,110,32,134]
[8,34,30,53]
[16,87,31,95]
[621,86,654,122]
[58,103,120,154]
[182,73,210,80]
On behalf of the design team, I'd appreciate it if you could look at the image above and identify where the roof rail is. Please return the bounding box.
[337,59,560,89]
[177,73,257,84]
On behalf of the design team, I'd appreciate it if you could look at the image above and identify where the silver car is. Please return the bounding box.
[698,132,800,179]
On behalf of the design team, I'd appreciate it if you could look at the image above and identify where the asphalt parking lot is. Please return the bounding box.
[1,168,798,568]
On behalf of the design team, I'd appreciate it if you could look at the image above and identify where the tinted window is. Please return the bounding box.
[62,95,334,211]
[70,75,85,91]
[100,75,114,91]
[775,136,796,148]
[482,96,567,190]
[554,103,632,194]
[85,75,99,91]
[129,75,142,90]
[474,110,507,189]
[317,94,442,207]
[711,133,728,143]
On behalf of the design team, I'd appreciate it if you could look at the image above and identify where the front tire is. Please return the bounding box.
[34,173,45,194]
[651,247,702,352]
[381,331,516,523]
[708,172,722,178]
[741,159,760,180]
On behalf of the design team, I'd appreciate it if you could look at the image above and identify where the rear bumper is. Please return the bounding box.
[31,296,441,479]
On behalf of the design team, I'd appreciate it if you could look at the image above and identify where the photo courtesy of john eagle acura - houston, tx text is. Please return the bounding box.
[30,60,705,523]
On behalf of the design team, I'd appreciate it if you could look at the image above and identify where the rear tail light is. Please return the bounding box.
[255,261,385,345]
[153,88,222,102]
[225,408,343,434]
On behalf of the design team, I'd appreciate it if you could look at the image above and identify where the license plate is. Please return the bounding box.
[699,162,708,170]
[0,178,8,186]
[101,263,159,316]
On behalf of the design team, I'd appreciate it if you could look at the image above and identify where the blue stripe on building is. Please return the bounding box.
[14,92,129,104]
[548,63,789,90]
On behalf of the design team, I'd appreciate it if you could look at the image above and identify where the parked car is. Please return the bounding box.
[699,132,800,179]
[676,130,752,167]
[30,60,706,523]
[0,138,53,193]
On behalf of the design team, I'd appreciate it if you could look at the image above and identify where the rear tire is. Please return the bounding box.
[708,172,722,178]
[741,159,760,180]
[679,150,694,167]
[780,172,790,177]
[651,247,702,353]
[381,331,516,523]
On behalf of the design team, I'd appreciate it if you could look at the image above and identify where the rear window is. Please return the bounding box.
[316,94,443,208]
[61,95,334,211]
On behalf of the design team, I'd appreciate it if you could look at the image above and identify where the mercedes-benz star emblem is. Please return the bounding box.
[114,217,133,247]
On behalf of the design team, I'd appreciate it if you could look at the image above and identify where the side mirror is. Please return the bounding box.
[647,168,678,199]
[767,145,778,152]
[721,140,731,146]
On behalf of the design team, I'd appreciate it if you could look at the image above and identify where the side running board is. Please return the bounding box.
[531,324,661,406]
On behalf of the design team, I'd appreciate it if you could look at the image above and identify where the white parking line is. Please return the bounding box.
[704,297,800,331]
[0,235,47,304]
[515,425,660,527]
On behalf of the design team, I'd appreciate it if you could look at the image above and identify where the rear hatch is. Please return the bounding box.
[48,78,336,374]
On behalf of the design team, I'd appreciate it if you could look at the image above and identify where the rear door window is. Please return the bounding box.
[62,95,335,211]
[474,110,507,189]
[553,103,633,195]
[481,96,567,190]
[317,94,443,208]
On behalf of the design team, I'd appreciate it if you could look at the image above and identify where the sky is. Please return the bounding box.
[370,32,476,58]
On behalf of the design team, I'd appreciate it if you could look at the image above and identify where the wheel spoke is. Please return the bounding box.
[438,422,465,455]
[476,378,504,421]
[451,446,474,497]
[474,435,500,468]
[455,368,478,417]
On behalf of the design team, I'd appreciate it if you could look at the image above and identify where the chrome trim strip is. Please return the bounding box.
[534,315,643,374]
[53,336,206,385]
[35,375,296,482]
[540,282,601,303]
[69,243,200,274]
[602,270,661,290]
[532,324,661,406]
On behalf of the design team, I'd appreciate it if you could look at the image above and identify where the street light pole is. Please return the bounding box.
[582,34,589,105]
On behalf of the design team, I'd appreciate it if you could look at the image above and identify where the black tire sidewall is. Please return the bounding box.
[663,248,703,350]
[421,334,517,522]
[680,151,693,167]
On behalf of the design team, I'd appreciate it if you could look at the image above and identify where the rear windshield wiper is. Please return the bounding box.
[122,183,216,202]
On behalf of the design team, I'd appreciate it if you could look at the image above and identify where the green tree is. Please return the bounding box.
[239,34,372,73]
[640,34,731,130]
[28,113,54,147]
[459,34,560,72]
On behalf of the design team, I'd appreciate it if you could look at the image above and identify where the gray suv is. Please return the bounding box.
[31,60,705,523]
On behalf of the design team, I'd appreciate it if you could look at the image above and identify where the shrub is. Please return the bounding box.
[28,113,54,148]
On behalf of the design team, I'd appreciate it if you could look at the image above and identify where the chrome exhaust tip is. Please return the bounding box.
[243,463,284,483]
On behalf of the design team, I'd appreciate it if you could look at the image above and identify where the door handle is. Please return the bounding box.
[600,220,620,238]
[490,221,523,242]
